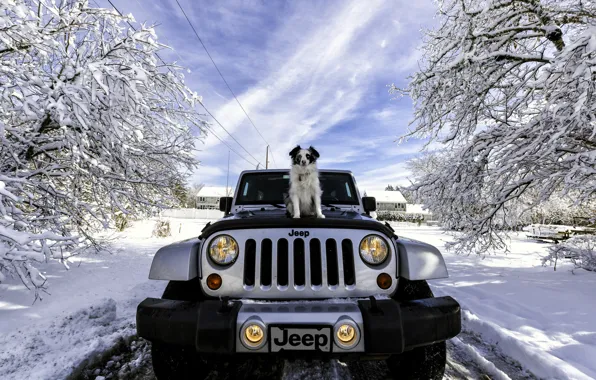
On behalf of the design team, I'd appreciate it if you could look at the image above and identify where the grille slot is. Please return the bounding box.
[260,239,272,286]
[293,239,306,286]
[309,239,323,286]
[342,239,356,286]
[244,239,256,287]
[326,239,339,286]
[277,239,289,287]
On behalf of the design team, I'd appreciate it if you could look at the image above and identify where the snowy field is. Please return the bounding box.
[0,220,594,380]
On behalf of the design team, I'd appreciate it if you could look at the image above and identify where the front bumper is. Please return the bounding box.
[136,296,461,357]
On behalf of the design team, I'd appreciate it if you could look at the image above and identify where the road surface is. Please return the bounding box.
[72,330,537,380]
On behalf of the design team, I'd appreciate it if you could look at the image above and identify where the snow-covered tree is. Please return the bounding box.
[394,0,596,252]
[0,0,207,297]
[186,183,205,208]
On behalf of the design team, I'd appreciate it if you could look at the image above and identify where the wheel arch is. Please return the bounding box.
[149,238,201,281]
[395,238,449,280]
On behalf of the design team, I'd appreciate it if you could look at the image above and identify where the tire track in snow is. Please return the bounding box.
[77,333,531,380]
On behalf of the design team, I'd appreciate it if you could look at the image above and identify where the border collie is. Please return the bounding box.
[284,145,325,219]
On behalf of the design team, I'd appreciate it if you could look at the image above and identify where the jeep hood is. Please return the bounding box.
[199,210,396,239]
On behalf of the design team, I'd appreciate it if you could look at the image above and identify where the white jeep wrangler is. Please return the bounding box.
[137,169,461,379]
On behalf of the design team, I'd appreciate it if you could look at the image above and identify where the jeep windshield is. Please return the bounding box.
[235,172,360,206]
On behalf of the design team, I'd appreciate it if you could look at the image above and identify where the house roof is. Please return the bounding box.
[196,186,235,197]
[364,190,407,203]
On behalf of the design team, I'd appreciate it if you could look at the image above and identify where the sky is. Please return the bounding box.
[97,0,439,192]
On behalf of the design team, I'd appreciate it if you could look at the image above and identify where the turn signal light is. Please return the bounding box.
[377,273,392,289]
[207,273,222,290]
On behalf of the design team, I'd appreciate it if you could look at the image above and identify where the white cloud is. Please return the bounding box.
[104,0,438,186]
[355,162,414,193]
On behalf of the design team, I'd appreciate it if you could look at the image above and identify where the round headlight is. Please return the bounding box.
[359,235,389,264]
[209,235,239,265]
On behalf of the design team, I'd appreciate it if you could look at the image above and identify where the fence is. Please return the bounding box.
[160,208,224,220]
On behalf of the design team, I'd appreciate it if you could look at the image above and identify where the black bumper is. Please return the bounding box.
[136,296,461,355]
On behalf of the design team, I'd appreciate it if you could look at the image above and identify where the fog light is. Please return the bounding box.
[240,320,267,349]
[245,324,264,344]
[377,273,392,289]
[207,273,222,290]
[333,319,360,349]
[337,324,356,343]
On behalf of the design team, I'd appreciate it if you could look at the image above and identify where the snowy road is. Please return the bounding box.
[1,219,595,380]
[70,329,534,380]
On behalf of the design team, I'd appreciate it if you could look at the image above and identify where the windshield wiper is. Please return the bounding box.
[322,202,348,209]
[268,204,286,208]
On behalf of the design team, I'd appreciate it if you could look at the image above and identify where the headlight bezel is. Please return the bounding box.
[359,234,390,265]
[208,234,239,266]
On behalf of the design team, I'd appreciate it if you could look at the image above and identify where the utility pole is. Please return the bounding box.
[226,150,230,196]
[266,145,270,169]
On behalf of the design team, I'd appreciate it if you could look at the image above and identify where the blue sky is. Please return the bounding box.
[98,0,438,192]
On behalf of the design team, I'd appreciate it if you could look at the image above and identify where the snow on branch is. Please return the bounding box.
[543,235,596,272]
[395,0,596,254]
[0,0,207,297]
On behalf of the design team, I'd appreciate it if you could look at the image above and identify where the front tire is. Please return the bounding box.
[386,279,447,380]
[386,341,447,380]
[150,280,282,380]
[151,279,212,380]
[151,343,210,380]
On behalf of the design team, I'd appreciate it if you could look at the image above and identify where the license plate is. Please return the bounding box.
[270,326,332,352]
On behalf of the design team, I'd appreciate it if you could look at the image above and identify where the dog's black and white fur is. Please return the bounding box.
[284,145,325,219]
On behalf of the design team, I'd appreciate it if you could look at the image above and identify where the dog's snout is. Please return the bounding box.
[301,160,307,165]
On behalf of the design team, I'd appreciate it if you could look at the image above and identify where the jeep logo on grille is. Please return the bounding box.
[288,229,309,238]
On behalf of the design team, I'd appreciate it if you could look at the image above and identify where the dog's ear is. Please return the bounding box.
[289,145,301,158]
[308,146,320,159]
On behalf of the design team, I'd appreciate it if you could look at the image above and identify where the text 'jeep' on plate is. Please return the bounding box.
[136,169,461,380]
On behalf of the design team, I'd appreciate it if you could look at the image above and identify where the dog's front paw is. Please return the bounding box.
[317,213,325,219]
[293,214,301,219]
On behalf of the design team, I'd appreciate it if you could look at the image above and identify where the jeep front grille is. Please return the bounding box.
[200,228,398,299]
[243,238,357,289]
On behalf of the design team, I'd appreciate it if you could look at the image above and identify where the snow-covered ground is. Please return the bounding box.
[399,226,596,380]
[0,220,594,379]
[0,219,206,380]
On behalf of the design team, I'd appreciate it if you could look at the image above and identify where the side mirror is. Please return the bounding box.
[362,197,376,213]
[219,197,233,214]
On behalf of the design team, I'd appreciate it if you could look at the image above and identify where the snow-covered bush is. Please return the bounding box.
[395,0,596,253]
[376,212,426,224]
[542,236,596,272]
[0,0,206,297]
[114,212,131,232]
[152,220,171,238]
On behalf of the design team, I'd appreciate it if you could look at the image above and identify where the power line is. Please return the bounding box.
[205,125,259,167]
[105,0,261,168]
[173,0,278,168]
[199,104,261,166]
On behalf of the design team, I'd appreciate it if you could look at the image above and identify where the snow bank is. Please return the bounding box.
[394,226,596,380]
[0,218,210,379]
[450,337,511,380]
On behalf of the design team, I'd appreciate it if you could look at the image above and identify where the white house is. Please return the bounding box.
[363,190,435,222]
[364,190,407,212]
[195,186,234,210]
